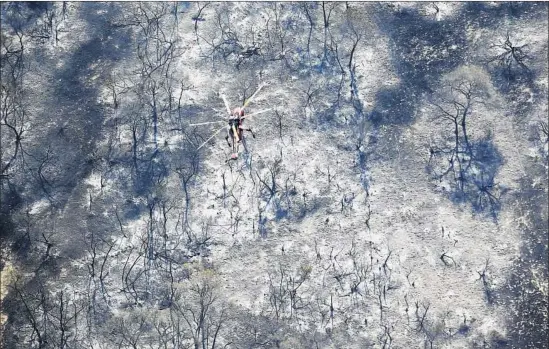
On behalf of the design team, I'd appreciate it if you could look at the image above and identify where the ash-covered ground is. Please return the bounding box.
[1,2,547,348]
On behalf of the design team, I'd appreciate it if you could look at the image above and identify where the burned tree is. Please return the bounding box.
[1,12,27,178]
[427,66,504,217]
[6,276,86,349]
[488,32,530,84]
[131,3,182,149]
[266,261,312,322]
[173,269,229,349]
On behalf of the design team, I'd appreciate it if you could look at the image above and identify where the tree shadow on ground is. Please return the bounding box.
[29,2,133,210]
[133,149,170,197]
[1,1,138,293]
[496,170,548,348]
[370,6,467,126]
[367,2,546,127]
[368,86,417,126]
[346,6,469,196]
[466,2,547,121]
[462,2,548,29]
[449,135,506,220]
[0,2,50,32]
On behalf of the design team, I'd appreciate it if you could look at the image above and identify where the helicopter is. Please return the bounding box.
[190,84,271,160]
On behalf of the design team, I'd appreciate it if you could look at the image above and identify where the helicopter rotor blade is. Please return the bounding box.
[242,108,272,120]
[242,83,265,109]
[211,107,229,120]
[197,125,227,150]
[221,94,232,115]
[189,120,225,126]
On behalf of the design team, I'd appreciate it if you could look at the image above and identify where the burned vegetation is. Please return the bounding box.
[1,2,547,349]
